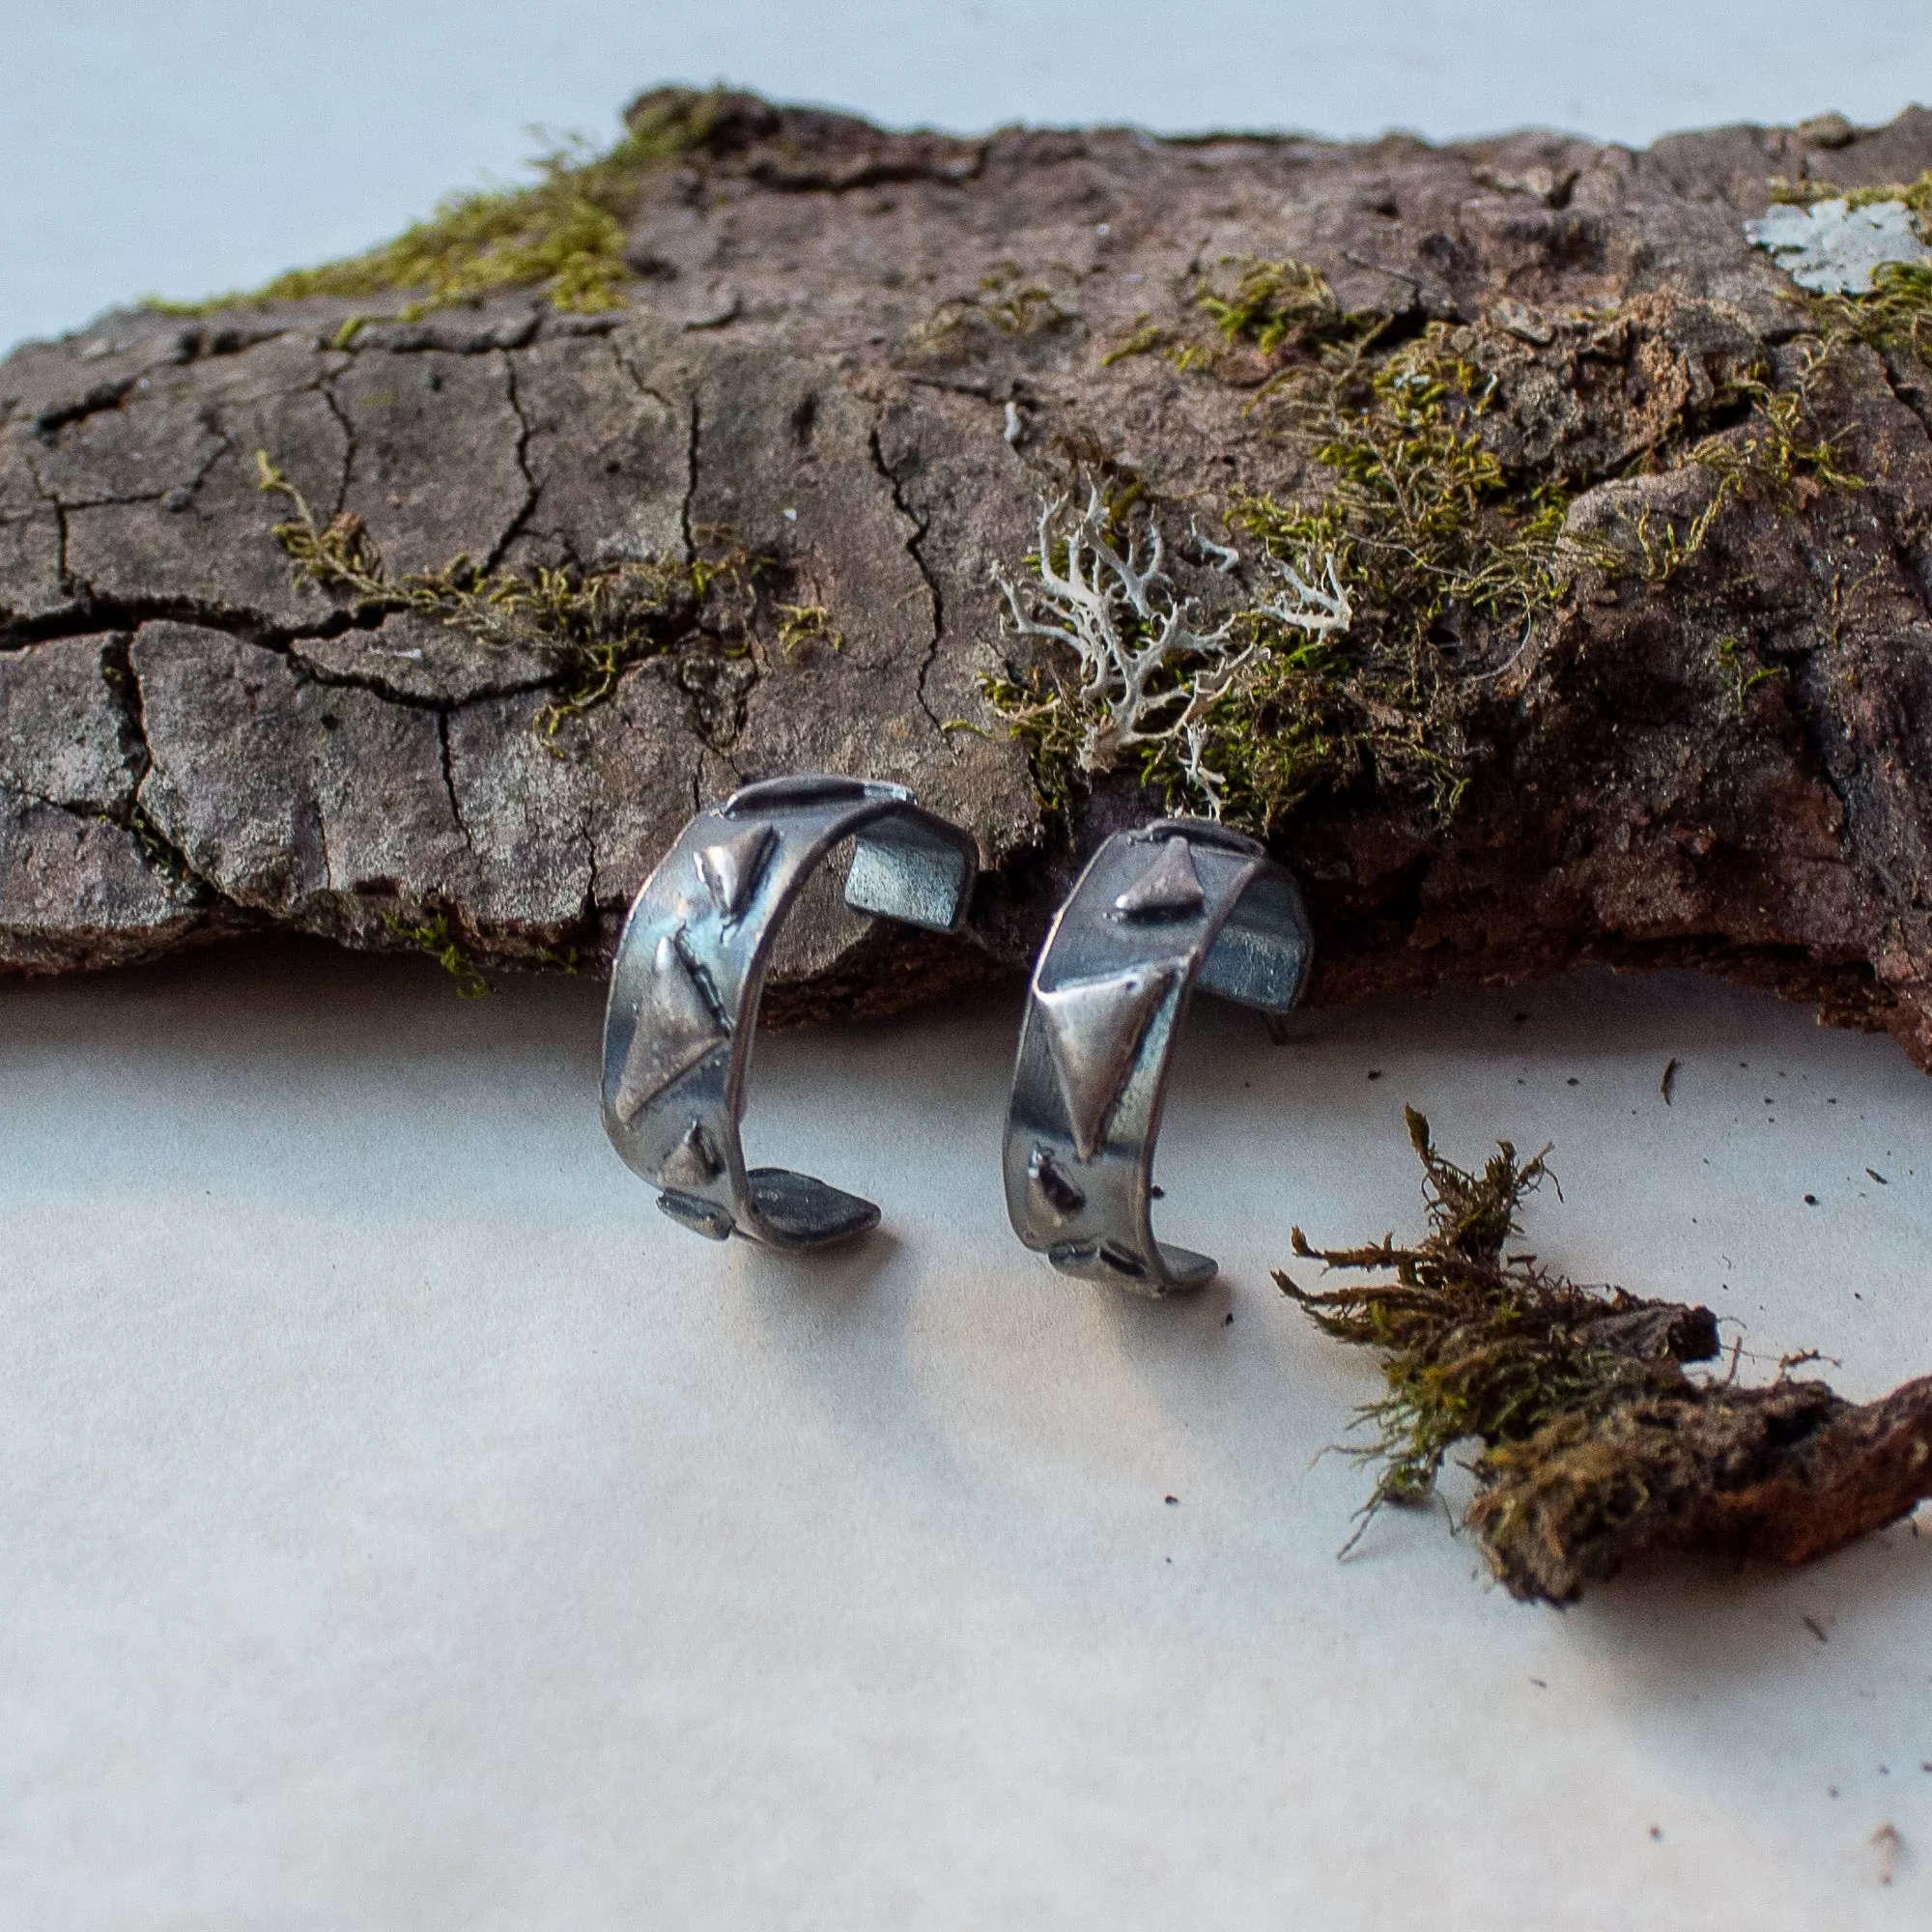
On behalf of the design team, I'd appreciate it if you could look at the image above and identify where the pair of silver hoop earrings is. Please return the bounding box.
[599,774,1314,1295]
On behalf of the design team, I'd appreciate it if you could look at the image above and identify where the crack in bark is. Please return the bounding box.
[867,423,949,744]
[680,393,700,563]
[435,708,474,861]
[483,351,541,573]
[18,445,72,597]
[32,378,139,440]
[98,630,150,791]
[317,369,357,521]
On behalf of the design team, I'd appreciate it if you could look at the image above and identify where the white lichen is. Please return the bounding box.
[992,484,1350,814]
[1744,198,1928,295]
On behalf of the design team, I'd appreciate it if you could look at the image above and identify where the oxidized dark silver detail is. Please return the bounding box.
[603,774,980,1249]
[1003,818,1313,1294]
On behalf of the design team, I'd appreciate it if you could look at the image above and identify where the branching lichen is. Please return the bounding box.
[154,87,725,320]
[1281,1109,1932,1602]
[984,481,1350,818]
[256,453,759,730]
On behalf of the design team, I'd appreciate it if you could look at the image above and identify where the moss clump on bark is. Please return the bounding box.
[1206,324,1577,826]
[256,452,761,730]
[1002,260,1877,835]
[1282,1108,1932,1603]
[990,308,1578,833]
[155,87,725,320]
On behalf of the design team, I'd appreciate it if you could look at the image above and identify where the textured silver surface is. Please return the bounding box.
[603,775,978,1248]
[1003,819,1313,1293]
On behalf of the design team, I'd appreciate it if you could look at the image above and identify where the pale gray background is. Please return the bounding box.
[3,6,1931,1927]
[10,0,1932,354]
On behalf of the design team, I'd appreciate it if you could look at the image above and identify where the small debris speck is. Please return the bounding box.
[1804,1194,1818,1206]
[1661,1058,1679,1104]
[1367,1069,1382,1081]
[1223,1311,1234,1326]
[1868,1168,1889,1185]
[1649,1826,1662,1841]
[1872,1822,1902,1886]
[1512,1011,1530,1025]
[1529,1677,1548,1689]
[1804,1614,1830,1642]
[1566,1076,1579,1087]
[1164,1494,1179,1506]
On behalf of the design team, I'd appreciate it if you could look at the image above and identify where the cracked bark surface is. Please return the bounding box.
[8,92,1932,1068]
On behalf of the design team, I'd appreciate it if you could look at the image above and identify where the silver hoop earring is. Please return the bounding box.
[1003,818,1312,1293]
[603,775,979,1248]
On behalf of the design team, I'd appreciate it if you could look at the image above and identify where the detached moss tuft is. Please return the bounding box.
[1282,1109,1932,1602]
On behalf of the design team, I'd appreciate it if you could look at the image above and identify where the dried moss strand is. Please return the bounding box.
[1281,1108,1932,1601]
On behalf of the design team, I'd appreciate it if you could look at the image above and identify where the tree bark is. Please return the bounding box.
[6,93,1932,1062]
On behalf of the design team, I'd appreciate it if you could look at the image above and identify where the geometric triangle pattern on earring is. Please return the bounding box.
[696,825,776,923]
[1034,965,1174,1160]
[612,929,729,1125]
[1111,837,1206,921]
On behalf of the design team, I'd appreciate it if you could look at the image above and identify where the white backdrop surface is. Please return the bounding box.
[3,952,1929,1928]
[4,6,1932,1927]
[7,0,1932,353]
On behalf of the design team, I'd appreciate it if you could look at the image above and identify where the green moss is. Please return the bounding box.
[1716,634,1788,713]
[121,804,194,883]
[1767,168,1932,217]
[1195,256,1367,358]
[975,660,1090,822]
[256,451,760,731]
[1279,1109,1925,1604]
[1098,316,1171,367]
[384,910,493,997]
[1182,327,1572,829]
[1614,365,1861,583]
[155,87,724,321]
[773,602,843,659]
[1015,270,1874,832]
[1761,168,1932,361]
[1816,259,1932,361]
[1282,1109,1577,1527]
[1280,1108,1732,1565]
[1099,257,1378,376]
[990,322,1577,831]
